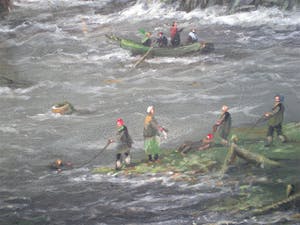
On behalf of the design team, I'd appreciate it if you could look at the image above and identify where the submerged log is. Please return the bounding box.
[221,135,280,176]
[253,192,300,215]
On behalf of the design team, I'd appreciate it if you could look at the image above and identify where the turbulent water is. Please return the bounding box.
[1,0,300,224]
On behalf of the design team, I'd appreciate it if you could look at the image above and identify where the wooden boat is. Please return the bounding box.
[105,34,214,57]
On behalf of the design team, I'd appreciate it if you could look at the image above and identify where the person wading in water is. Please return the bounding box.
[213,105,232,145]
[143,106,167,162]
[264,95,287,147]
[110,118,133,170]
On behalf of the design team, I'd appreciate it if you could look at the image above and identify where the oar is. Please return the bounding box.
[134,46,153,68]
[76,139,112,169]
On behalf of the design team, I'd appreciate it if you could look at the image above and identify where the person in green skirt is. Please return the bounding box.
[143,106,167,162]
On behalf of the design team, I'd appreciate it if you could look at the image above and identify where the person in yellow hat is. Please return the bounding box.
[142,32,152,47]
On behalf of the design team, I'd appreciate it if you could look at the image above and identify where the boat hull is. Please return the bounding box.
[108,35,214,57]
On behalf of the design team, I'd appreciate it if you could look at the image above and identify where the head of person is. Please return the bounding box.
[222,105,229,112]
[147,105,155,115]
[274,95,281,103]
[158,32,163,37]
[172,21,177,27]
[191,28,196,33]
[146,32,152,37]
[206,133,214,140]
[116,118,124,127]
[55,159,62,166]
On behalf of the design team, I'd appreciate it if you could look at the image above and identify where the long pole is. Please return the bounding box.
[76,140,112,168]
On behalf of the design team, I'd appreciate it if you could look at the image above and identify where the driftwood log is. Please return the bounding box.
[253,192,300,215]
[220,136,280,176]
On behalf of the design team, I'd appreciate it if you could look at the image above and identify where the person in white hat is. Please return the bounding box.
[143,106,167,162]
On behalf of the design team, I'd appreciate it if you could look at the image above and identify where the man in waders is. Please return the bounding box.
[264,95,287,147]
[143,106,167,162]
[213,105,232,145]
[111,118,133,170]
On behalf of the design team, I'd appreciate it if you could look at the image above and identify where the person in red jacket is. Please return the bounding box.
[170,21,181,47]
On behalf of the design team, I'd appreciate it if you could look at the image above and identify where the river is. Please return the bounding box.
[1,0,300,224]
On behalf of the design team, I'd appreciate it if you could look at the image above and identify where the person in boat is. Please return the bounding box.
[142,32,152,47]
[156,32,168,47]
[213,105,232,145]
[170,21,182,47]
[49,159,73,172]
[187,28,199,44]
[264,95,287,147]
[143,106,167,162]
[110,118,133,170]
[177,133,214,155]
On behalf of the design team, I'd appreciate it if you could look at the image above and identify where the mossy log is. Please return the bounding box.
[221,138,280,176]
[253,192,300,215]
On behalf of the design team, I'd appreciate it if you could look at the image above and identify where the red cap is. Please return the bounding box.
[207,133,214,139]
[116,118,124,126]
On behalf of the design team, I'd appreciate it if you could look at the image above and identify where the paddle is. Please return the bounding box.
[76,139,113,169]
[134,46,153,68]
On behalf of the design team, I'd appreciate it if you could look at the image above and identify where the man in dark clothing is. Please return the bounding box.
[156,32,168,47]
[213,105,232,145]
[112,118,133,170]
[264,95,287,146]
[142,32,152,47]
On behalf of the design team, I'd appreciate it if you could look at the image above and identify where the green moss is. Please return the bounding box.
[93,122,300,214]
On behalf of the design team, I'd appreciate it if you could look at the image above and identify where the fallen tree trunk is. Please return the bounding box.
[221,137,280,176]
[253,192,300,215]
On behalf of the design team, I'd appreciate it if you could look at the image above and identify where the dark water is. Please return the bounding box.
[1,0,300,224]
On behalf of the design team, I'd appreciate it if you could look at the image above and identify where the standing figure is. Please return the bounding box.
[264,95,287,146]
[187,28,199,44]
[156,32,168,47]
[112,118,133,170]
[142,32,152,47]
[143,106,167,162]
[170,21,181,47]
[213,105,232,145]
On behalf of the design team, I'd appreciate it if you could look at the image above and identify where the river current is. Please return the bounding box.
[1,0,300,224]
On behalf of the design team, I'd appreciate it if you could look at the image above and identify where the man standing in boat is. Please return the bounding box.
[213,105,232,145]
[264,95,287,146]
[170,21,182,47]
[143,106,167,162]
[111,118,133,170]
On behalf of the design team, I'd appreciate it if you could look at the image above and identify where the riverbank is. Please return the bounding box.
[94,122,300,219]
